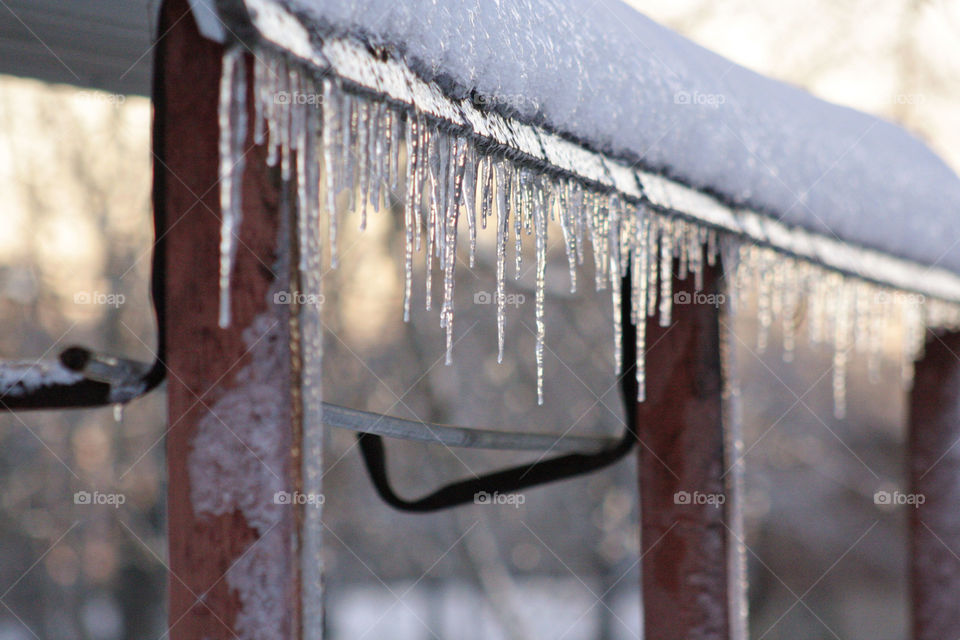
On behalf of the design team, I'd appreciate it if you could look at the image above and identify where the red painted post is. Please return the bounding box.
[636,264,729,639]
[155,1,299,638]
[909,330,960,640]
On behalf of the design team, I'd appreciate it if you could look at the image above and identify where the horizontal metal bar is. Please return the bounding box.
[322,402,618,453]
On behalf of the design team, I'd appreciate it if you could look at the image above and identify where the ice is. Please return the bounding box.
[220,46,960,415]
[217,46,248,329]
[243,0,960,278]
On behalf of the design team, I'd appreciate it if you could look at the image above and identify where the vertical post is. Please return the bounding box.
[155,1,299,638]
[909,330,960,640]
[636,264,729,640]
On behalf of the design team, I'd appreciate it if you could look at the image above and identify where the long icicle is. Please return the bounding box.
[534,176,548,405]
[218,46,248,329]
[495,159,509,363]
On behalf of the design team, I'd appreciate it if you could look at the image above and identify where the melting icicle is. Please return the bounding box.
[464,145,478,268]
[442,136,466,365]
[357,100,370,230]
[218,46,248,329]
[609,203,623,375]
[402,114,417,322]
[534,179,548,405]
[658,218,674,327]
[633,215,649,401]
[495,160,508,363]
[832,281,852,419]
[513,168,523,279]
[322,80,339,269]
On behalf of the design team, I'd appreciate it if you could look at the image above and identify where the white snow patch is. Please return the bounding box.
[188,306,291,638]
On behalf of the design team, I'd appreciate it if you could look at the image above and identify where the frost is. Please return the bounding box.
[219,47,960,415]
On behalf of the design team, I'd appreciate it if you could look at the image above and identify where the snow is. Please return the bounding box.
[0,360,84,396]
[220,0,960,276]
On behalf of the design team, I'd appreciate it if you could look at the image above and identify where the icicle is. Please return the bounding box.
[425,127,440,311]
[341,93,357,213]
[691,226,705,291]
[253,52,266,146]
[279,67,295,181]
[707,228,718,266]
[609,205,623,375]
[402,114,417,322]
[464,145,478,268]
[646,216,660,318]
[832,282,852,419]
[442,136,466,365]
[781,262,799,363]
[558,180,578,293]
[756,251,773,353]
[514,167,523,279]
[321,80,339,269]
[266,56,283,167]
[534,178,548,405]
[357,100,370,230]
[634,215,649,402]
[414,116,427,252]
[495,160,509,363]
[658,218,674,327]
[370,101,385,214]
[218,46,248,329]
[480,155,493,230]
[389,108,402,194]
[676,221,689,281]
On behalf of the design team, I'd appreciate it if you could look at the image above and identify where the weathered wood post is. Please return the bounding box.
[636,262,731,639]
[909,330,960,640]
[155,1,302,637]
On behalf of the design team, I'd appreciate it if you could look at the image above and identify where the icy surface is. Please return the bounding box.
[234,0,960,275]
[223,48,960,410]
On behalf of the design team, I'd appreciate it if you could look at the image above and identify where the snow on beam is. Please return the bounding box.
[191,0,960,301]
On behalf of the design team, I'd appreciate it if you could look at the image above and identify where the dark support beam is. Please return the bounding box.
[909,330,960,640]
[636,265,729,639]
[156,1,298,637]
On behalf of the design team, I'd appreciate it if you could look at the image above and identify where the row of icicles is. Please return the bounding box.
[217,46,960,414]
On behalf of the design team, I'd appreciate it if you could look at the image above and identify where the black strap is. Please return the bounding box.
[355,275,639,512]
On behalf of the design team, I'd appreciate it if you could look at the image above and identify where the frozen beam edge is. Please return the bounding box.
[192,0,960,306]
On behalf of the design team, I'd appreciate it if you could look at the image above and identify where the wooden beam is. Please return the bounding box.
[909,330,960,640]
[636,264,730,639]
[155,1,299,638]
